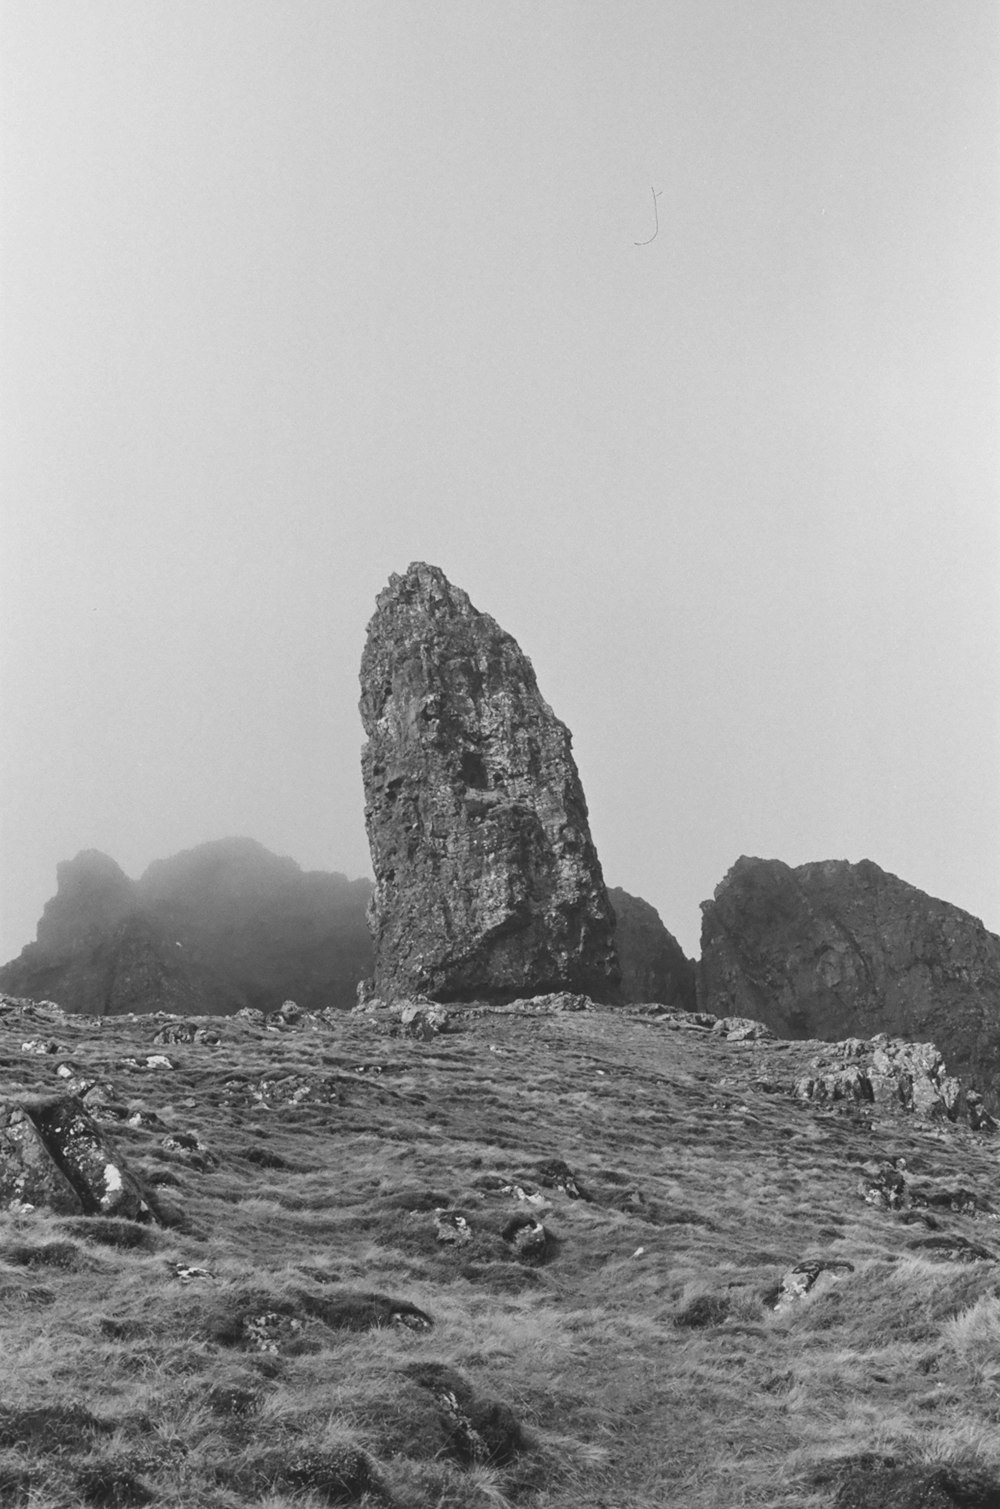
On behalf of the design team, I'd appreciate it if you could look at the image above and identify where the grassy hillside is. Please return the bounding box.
[3,993,1000,1507]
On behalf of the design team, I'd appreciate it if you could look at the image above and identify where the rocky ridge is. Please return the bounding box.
[0,839,372,1017]
[359,563,620,1003]
[699,856,1000,1107]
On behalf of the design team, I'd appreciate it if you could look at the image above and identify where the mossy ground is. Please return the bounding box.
[3,998,1000,1506]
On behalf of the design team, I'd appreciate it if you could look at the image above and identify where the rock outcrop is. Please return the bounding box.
[0,839,372,1016]
[0,1094,152,1219]
[608,888,696,1008]
[359,563,620,1003]
[699,857,1000,1105]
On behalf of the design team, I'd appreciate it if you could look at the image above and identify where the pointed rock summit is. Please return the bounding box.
[359,563,621,1002]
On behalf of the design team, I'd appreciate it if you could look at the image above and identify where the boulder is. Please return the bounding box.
[699,856,1000,1107]
[0,1096,152,1220]
[359,562,620,1004]
[795,1035,966,1122]
[400,1001,449,1039]
[0,1104,84,1214]
[774,1258,854,1311]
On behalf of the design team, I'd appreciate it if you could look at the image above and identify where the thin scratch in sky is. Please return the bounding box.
[634,186,663,246]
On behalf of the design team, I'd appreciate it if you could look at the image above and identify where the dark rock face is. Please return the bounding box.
[0,839,372,1016]
[608,888,696,1008]
[359,563,620,1003]
[699,856,1000,1104]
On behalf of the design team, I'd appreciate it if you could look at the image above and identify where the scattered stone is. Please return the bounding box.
[796,1035,967,1122]
[400,1001,449,1039]
[907,1235,997,1264]
[774,1259,855,1310]
[435,1210,473,1247]
[711,1016,773,1041]
[167,1261,215,1282]
[0,1096,152,1221]
[532,1158,590,1200]
[359,562,620,1004]
[501,1213,550,1261]
[161,1131,218,1172]
[858,1159,908,1210]
[152,1022,219,1046]
[20,1039,65,1055]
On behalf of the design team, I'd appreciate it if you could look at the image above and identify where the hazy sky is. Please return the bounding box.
[2,1,998,962]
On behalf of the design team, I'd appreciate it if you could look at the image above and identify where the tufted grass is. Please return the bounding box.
[2,996,1000,1504]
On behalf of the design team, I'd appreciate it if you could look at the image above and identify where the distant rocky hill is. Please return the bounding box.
[607,887,696,1010]
[699,856,1000,1104]
[0,839,689,1017]
[0,839,373,1016]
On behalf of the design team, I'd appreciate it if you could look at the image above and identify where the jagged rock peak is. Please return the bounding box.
[0,839,373,1017]
[359,563,621,1004]
[699,855,1000,1106]
[607,888,696,1009]
[36,851,137,957]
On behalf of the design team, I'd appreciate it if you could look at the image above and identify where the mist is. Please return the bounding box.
[2,1,997,964]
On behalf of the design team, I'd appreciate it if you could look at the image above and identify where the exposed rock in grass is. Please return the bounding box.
[0,1095,153,1221]
[501,1213,552,1261]
[403,1361,527,1467]
[434,1209,473,1246]
[858,1158,908,1210]
[400,1001,449,1039]
[712,1015,774,1041]
[0,1103,85,1214]
[359,562,620,1004]
[796,1036,967,1122]
[160,1130,217,1171]
[906,1234,997,1263]
[774,1258,855,1310]
[531,1157,590,1199]
[152,1021,219,1046]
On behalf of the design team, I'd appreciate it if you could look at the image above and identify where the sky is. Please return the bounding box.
[1,0,997,962]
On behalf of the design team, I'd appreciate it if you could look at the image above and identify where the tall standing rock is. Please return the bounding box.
[359,563,621,1003]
